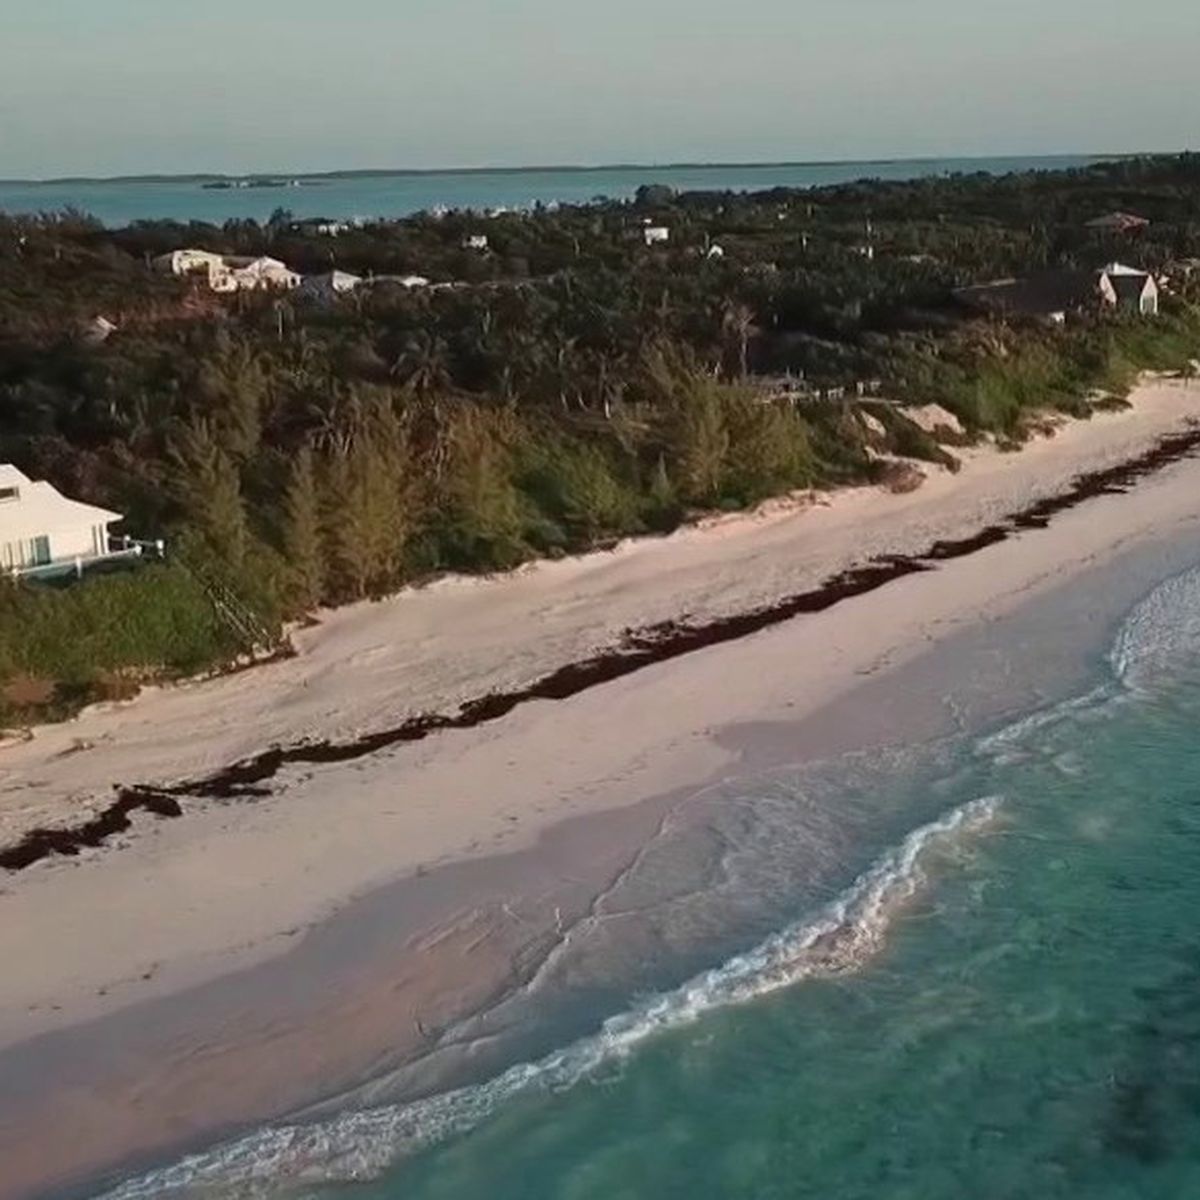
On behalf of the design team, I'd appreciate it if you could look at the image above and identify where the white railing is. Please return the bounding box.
[7,536,165,581]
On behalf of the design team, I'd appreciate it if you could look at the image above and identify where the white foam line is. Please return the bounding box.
[1110,563,1200,692]
[98,794,1002,1200]
[974,684,1116,761]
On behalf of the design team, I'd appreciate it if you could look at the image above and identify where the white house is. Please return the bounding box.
[153,248,234,291]
[224,256,302,291]
[153,249,300,292]
[0,465,125,577]
[1103,268,1159,316]
[643,226,670,246]
[152,248,226,278]
[465,234,490,251]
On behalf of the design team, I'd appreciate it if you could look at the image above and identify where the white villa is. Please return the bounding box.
[643,225,670,246]
[0,465,130,578]
[153,249,301,292]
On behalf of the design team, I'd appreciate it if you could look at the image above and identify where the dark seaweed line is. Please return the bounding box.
[4,423,1199,873]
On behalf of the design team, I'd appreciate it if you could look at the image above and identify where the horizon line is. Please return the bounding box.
[0,149,1152,188]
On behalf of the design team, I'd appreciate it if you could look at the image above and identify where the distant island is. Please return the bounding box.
[201,178,325,191]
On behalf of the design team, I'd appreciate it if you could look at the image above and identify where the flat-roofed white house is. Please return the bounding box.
[643,225,670,246]
[0,465,126,578]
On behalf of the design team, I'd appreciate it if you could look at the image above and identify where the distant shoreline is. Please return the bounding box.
[0,151,1133,188]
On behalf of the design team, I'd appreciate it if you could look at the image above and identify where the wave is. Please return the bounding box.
[974,560,1200,766]
[1110,563,1200,692]
[97,795,1002,1199]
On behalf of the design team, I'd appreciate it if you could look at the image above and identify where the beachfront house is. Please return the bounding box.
[0,465,130,578]
[1103,262,1160,315]
[955,263,1158,324]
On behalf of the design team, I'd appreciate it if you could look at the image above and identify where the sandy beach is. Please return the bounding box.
[4,380,1200,1198]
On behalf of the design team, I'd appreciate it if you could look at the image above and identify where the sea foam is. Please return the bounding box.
[976,561,1200,766]
[1110,563,1200,692]
[98,794,1002,1199]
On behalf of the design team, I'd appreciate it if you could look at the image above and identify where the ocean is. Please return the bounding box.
[0,156,1105,227]
[96,544,1200,1199]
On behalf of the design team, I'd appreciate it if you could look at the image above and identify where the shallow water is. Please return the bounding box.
[1,156,1102,226]
[99,557,1200,1199]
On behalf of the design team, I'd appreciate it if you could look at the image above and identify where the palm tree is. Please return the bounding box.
[390,330,451,396]
[720,302,758,379]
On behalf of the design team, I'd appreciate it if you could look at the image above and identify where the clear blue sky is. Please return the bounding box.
[2,0,1196,178]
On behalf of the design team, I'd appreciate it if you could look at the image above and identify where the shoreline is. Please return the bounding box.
[2,381,1200,1196]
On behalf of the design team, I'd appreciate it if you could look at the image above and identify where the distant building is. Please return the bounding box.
[1086,211,1150,234]
[299,270,363,303]
[152,248,231,290]
[291,218,351,237]
[223,256,301,291]
[465,234,490,251]
[1106,268,1159,316]
[643,226,670,246]
[153,248,300,292]
[0,465,127,578]
[361,274,430,290]
[153,248,225,277]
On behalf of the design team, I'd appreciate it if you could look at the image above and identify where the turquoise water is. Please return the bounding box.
[0,156,1104,226]
[101,561,1200,1200]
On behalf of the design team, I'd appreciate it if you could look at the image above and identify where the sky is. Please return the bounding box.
[1,0,1197,179]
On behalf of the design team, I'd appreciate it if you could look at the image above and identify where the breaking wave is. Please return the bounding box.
[976,560,1200,765]
[98,795,1002,1199]
[1110,563,1200,692]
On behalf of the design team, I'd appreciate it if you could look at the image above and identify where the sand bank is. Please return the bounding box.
[2,381,1200,1196]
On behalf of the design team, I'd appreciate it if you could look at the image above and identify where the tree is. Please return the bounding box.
[168,418,250,568]
[195,343,269,463]
[438,408,526,568]
[282,445,325,610]
[390,330,452,396]
[322,393,413,598]
[720,302,759,379]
